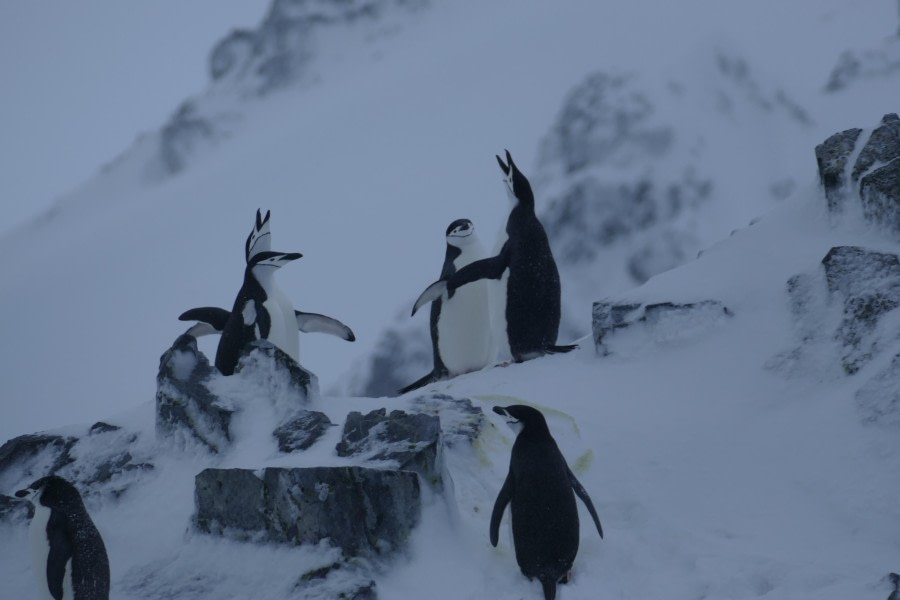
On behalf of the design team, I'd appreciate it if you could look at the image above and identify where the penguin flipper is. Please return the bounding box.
[446,244,510,291]
[46,511,73,600]
[412,280,448,316]
[294,311,356,341]
[489,472,514,547]
[398,372,436,395]
[568,466,603,539]
[179,307,232,334]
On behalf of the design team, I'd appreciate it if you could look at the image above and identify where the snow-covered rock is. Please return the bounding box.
[194,466,420,557]
[273,410,334,452]
[336,408,442,488]
[156,334,318,453]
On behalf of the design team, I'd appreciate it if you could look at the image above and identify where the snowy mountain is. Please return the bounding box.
[1,0,900,598]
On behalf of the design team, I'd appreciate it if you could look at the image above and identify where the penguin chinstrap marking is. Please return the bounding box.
[400,219,493,394]
[412,151,576,362]
[213,250,303,376]
[490,405,603,600]
[179,209,355,346]
[15,476,110,600]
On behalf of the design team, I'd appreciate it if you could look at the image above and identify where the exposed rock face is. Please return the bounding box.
[0,424,153,515]
[156,335,318,453]
[156,334,232,452]
[815,113,900,235]
[195,466,420,557]
[593,300,732,355]
[407,394,484,448]
[336,409,442,488]
[274,410,333,452]
[856,353,900,425]
[822,246,900,375]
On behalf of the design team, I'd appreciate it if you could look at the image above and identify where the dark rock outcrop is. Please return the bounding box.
[0,433,76,494]
[815,113,900,235]
[336,409,442,488]
[593,300,732,354]
[156,335,318,453]
[274,410,333,452]
[408,394,484,448]
[156,334,232,452]
[821,246,900,374]
[195,466,420,557]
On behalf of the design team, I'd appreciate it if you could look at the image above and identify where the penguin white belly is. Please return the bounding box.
[264,288,299,362]
[438,280,493,374]
[28,504,54,600]
[492,271,512,362]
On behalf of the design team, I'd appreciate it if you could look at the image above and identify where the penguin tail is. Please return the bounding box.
[398,372,435,395]
[540,578,557,600]
[546,344,578,355]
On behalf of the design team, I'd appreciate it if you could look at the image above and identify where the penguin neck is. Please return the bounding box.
[249,265,278,290]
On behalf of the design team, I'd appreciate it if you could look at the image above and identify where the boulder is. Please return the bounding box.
[156,335,318,453]
[814,127,863,212]
[274,410,334,453]
[860,157,900,236]
[0,433,76,495]
[195,466,420,557]
[821,246,900,374]
[336,409,442,487]
[593,300,731,354]
[407,394,484,448]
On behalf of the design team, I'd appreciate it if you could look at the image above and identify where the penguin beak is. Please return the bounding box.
[281,252,302,262]
[496,153,510,176]
[492,406,509,417]
[14,487,33,500]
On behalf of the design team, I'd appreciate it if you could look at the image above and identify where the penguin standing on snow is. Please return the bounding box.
[412,151,575,362]
[490,405,603,600]
[400,218,493,394]
[179,209,355,362]
[15,476,110,600]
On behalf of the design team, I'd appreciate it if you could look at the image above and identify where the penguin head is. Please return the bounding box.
[493,404,550,437]
[496,150,534,208]
[249,250,302,272]
[245,209,272,263]
[445,218,477,247]
[15,475,83,509]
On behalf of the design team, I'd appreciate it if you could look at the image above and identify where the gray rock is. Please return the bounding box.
[593,300,732,354]
[407,394,484,447]
[852,113,900,181]
[856,353,900,425]
[294,561,378,600]
[0,433,76,495]
[195,466,420,557]
[156,334,232,453]
[0,494,32,522]
[274,410,333,452]
[814,127,863,212]
[821,246,900,374]
[156,335,318,453]
[860,157,900,236]
[336,409,442,487]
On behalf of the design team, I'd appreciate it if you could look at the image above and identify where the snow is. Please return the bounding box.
[2,0,900,598]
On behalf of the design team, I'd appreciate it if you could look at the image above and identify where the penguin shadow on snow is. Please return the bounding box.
[178,209,356,376]
[489,404,604,600]
[411,151,577,393]
[16,475,110,600]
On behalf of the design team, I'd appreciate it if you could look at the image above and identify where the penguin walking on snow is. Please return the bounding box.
[179,209,355,367]
[15,476,110,600]
[400,218,493,394]
[413,151,575,362]
[490,405,603,600]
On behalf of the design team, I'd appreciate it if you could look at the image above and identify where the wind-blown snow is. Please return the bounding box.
[1,0,900,598]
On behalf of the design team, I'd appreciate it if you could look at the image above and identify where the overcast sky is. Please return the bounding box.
[0,1,268,236]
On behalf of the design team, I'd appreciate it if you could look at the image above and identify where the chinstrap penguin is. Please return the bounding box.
[412,151,576,362]
[213,250,303,375]
[490,405,603,600]
[400,218,493,394]
[15,476,110,600]
[180,209,355,352]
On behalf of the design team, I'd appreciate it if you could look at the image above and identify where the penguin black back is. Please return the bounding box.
[490,405,603,600]
[16,475,110,600]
